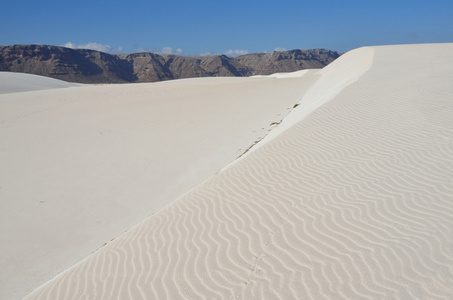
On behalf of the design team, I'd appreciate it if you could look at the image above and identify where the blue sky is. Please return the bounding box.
[1,0,452,55]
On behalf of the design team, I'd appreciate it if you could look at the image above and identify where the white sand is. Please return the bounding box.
[228,47,375,166]
[0,72,317,299]
[3,43,453,299]
[0,72,80,94]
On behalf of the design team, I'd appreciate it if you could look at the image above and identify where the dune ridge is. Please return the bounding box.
[23,43,453,299]
[230,46,374,163]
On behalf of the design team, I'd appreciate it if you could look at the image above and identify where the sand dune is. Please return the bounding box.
[0,72,317,299]
[0,72,80,94]
[3,43,453,299]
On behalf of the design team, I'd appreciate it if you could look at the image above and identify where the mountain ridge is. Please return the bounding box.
[0,44,340,83]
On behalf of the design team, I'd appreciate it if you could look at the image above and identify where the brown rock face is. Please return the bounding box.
[0,45,340,83]
[236,49,340,75]
[0,45,136,83]
[121,52,172,82]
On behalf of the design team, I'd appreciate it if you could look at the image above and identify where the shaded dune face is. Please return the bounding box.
[3,43,453,299]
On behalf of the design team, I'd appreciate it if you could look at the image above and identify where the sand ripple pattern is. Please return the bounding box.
[27,44,453,299]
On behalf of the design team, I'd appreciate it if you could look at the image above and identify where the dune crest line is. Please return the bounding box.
[230,47,375,164]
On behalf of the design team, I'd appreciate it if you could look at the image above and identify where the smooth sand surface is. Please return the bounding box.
[0,72,318,299]
[0,44,453,299]
[0,72,80,94]
[4,43,453,299]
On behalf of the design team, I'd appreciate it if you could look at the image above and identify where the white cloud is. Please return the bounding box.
[274,47,286,52]
[224,49,249,56]
[63,42,123,53]
[199,52,216,56]
[161,47,183,55]
[138,47,186,55]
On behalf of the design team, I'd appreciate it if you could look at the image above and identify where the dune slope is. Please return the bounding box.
[0,72,80,94]
[0,72,318,299]
[23,43,453,299]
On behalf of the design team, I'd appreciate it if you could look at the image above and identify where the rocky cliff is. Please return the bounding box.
[0,45,340,83]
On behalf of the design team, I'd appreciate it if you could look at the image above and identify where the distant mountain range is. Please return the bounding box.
[0,45,341,83]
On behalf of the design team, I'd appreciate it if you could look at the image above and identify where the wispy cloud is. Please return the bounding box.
[138,47,185,55]
[199,52,216,56]
[274,47,286,52]
[224,49,249,56]
[162,47,184,55]
[63,42,123,53]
